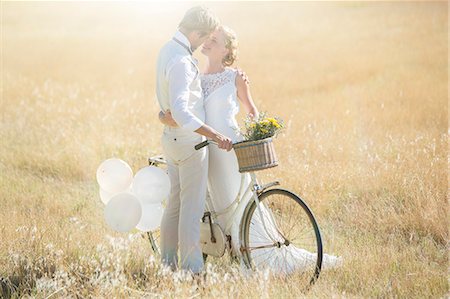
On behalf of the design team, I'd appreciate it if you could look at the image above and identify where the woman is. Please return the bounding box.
[159,26,341,271]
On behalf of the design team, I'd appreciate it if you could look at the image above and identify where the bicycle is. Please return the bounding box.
[146,140,323,286]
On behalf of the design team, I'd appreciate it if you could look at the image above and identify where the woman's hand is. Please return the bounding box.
[159,110,179,127]
[235,67,250,84]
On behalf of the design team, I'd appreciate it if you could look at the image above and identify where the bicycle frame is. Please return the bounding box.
[207,172,281,244]
[149,150,282,252]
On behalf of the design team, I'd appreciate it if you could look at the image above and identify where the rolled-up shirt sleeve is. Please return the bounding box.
[167,59,205,131]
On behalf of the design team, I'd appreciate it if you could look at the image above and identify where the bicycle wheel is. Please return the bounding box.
[240,189,323,285]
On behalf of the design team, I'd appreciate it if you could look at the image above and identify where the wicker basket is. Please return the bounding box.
[233,138,278,173]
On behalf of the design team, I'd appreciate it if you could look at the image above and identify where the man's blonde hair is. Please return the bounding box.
[179,6,220,35]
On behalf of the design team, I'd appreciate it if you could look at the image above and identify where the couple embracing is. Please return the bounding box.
[155,6,258,274]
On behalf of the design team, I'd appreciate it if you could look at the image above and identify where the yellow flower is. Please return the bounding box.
[261,120,270,126]
[267,117,281,128]
[242,113,283,141]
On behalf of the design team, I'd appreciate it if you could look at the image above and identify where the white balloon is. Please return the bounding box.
[99,185,132,205]
[96,158,133,194]
[104,193,142,232]
[136,202,164,232]
[132,166,170,204]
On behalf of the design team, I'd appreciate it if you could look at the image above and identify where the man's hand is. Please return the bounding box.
[194,125,233,151]
[212,134,233,151]
[159,110,179,127]
[236,67,250,84]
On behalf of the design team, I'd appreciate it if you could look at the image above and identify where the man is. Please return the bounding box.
[155,6,233,274]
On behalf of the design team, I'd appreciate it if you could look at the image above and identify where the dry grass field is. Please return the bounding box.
[1,1,448,298]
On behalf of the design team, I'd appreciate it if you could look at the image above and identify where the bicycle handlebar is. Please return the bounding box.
[195,140,228,150]
[194,140,210,150]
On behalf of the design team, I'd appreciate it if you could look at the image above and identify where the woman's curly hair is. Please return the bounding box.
[220,26,238,66]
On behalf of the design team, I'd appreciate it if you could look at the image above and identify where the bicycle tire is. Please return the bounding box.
[240,188,323,285]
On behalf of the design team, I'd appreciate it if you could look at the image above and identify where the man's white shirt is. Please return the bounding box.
[156,31,205,133]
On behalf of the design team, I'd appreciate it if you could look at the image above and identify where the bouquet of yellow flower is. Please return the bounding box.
[242,113,284,141]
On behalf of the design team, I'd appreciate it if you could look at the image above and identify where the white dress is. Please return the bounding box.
[201,68,342,272]
[202,68,249,256]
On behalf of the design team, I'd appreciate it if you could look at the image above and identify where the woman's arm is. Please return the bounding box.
[158,110,179,127]
[235,72,259,119]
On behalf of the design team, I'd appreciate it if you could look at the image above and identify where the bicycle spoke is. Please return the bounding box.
[252,248,277,267]
[250,212,283,242]
[254,203,282,241]
[249,224,272,240]
[251,250,275,267]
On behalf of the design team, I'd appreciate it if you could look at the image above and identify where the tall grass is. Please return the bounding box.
[1,2,448,298]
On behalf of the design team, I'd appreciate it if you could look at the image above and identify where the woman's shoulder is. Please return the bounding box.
[225,67,244,82]
[225,67,239,75]
[231,68,250,89]
[223,67,240,84]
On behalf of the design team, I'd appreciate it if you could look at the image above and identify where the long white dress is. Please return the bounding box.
[202,68,249,256]
[201,68,342,272]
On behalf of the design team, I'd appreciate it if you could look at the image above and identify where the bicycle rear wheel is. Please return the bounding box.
[240,189,323,285]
